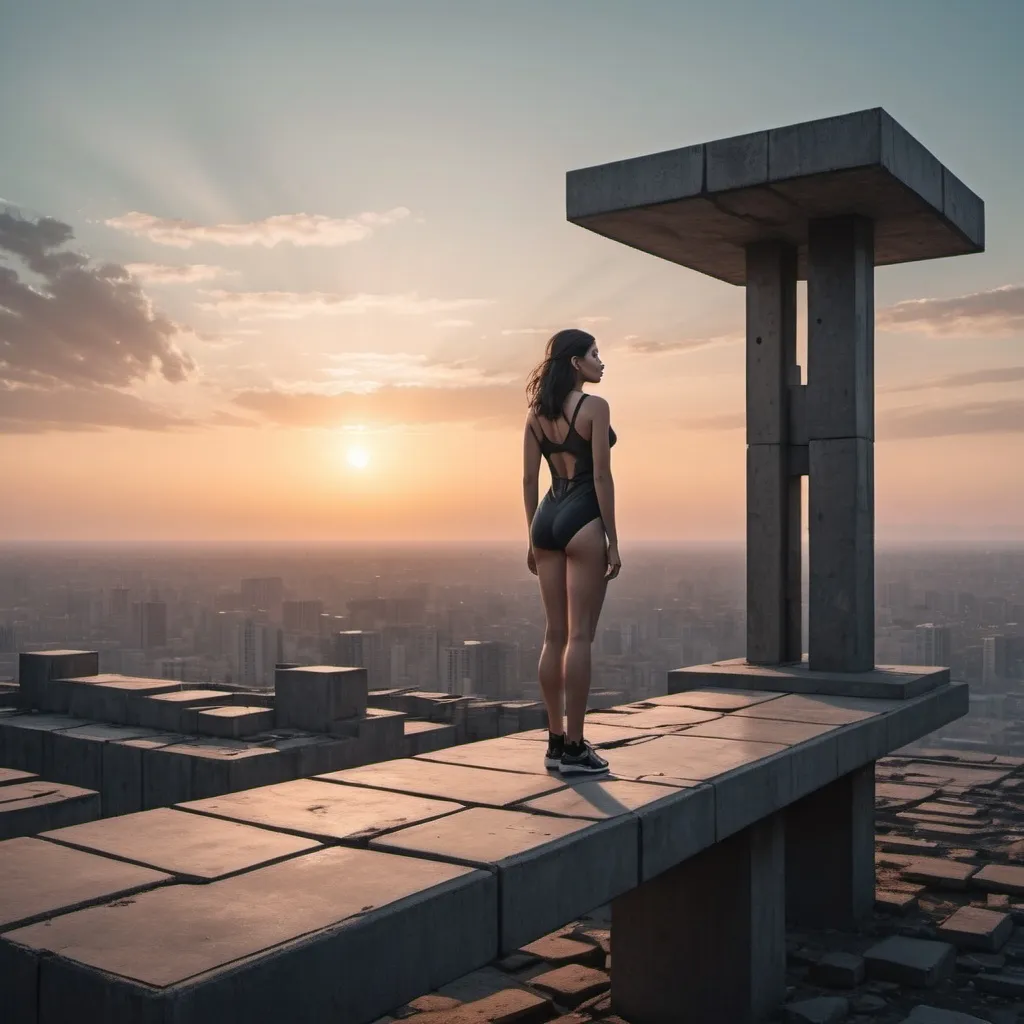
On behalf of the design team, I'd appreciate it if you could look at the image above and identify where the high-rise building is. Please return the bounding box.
[134,601,168,649]
[109,587,130,619]
[241,577,284,621]
[443,639,518,698]
[915,623,952,667]
[233,618,282,688]
[283,600,324,635]
[332,630,384,688]
[983,635,1008,687]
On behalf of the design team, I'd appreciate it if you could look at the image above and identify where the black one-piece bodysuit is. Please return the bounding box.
[530,393,617,552]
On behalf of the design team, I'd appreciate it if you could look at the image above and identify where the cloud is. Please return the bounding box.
[125,262,228,284]
[233,382,524,428]
[198,290,492,321]
[0,210,195,392]
[500,318,611,337]
[623,332,742,355]
[105,208,411,249]
[878,285,1024,337]
[884,366,1024,394]
[322,352,515,392]
[880,399,1024,439]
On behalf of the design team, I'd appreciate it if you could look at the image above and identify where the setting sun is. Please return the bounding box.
[346,445,371,470]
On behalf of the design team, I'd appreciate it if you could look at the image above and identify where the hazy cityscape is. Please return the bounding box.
[3,542,1022,755]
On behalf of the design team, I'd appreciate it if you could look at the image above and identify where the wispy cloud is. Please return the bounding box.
[884,366,1024,393]
[878,285,1024,337]
[881,399,1024,439]
[105,207,411,249]
[199,290,492,321]
[623,332,741,355]
[233,382,523,428]
[500,317,610,337]
[322,352,515,392]
[125,262,229,284]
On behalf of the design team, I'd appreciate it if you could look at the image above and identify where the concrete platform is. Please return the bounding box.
[194,705,276,739]
[127,690,234,732]
[567,108,984,285]
[179,777,464,843]
[42,807,321,881]
[64,675,182,723]
[0,779,101,840]
[2,846,496,1024]
[319,758,566,807]
[371,806,637,951]
[669,660,947,700]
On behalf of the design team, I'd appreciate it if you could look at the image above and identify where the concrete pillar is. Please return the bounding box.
[785,763,875,929]
[612,814,785,1024]
[746,242,802,665]
[806,216,875,672]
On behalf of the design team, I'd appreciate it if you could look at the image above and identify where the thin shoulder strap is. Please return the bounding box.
[567,393,588,433]
[527,413,544,446]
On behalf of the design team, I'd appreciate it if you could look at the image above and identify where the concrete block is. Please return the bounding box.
[0,836,170,931]
[276,666,368,732]
[351,707,407,762]
[565,143,704,220]
[769,108,883,180]
[127,690,233,732]
[707,131,768,193]
[0,713,88,774]
[809,950,865,988]
[0,767,36,787]
[587,705,721,731]
[5,847,497,1024]
[936,905,1012,952]
[901,856,978,890]
[18,651,98,711]
[181,777,463,843]
[879,109,944,211]
[943,167,985,250]
[194,706,276,739]
[45,722,158,792]
[372,806,637,952]
[972,864,1024,898]
[103,733,185,817]
[185,741,289,801]
[863,935,956,987]
[0,779,101,840]
[267,733,362,777]
[320,757,565,808]
[43,807,320,881]
[405,720,458,755]
[612,814,785,1024]
[67,675,181,724]
[668,659,946,699]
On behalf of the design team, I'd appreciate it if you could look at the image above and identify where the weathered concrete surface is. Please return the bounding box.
[669,659,948,699]
[180,777,463,843]
[275,665,368,731]
[127,690,233,732]
[103,732,187,816]
[0,779,101,840]
[194,705,276,739]
[319,758,566,807]
[3,847,496,1024]
[65,675,181,723]
[18,651,98,711]
[0,712,89,774]
[585,705,722,731]
[0,835,170,931]
[45,722,161,795]
[43,807,321,881]
[647,687,785,711]
[371,806,637,952]
[567,108,984,286]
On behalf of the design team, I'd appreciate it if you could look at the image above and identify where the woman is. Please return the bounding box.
[523,328,620,775]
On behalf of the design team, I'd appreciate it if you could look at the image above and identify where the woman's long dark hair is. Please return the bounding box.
[525,329,595,421]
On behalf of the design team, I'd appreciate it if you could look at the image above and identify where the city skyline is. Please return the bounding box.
[2,1,1023,543]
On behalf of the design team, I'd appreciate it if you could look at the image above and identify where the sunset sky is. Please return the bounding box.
[1,0,1022,544]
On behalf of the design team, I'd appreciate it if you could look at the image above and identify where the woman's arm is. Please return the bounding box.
[523,415,542,534]
[589,397,618,549]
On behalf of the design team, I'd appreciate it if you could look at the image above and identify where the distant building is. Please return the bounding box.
[282,600,323,635]
[915,623,952,667]
[333,630,384,687]
[133,601,167,649]
[443,639,517,698]
[983,635,1008,687]
[240,577,284,621]
[232,618,282,688]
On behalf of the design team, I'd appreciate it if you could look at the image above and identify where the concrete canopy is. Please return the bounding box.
[566,108,984,285]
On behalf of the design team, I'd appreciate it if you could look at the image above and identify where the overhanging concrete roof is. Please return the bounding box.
[566,108,985,286]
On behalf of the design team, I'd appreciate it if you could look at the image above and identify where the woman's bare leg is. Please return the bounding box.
[533,545,568,735]
[563,519,609,743]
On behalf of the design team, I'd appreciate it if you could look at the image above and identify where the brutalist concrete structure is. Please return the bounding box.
[567,108,982,1023]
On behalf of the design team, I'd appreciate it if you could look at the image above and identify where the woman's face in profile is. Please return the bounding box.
[575,343,605,384]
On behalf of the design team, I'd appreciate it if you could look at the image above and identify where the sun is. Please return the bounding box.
[346,444,371,470]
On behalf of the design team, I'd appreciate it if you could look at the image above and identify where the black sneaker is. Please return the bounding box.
[544,732,564,769]
[559,738,609,776]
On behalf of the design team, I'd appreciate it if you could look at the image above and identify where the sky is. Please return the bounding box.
[1,0,1022,544]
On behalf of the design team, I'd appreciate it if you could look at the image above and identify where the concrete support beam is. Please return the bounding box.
[807,216,875,672]
[785,763,875,929]
[611,813,785,1024]
[746,241,801,665]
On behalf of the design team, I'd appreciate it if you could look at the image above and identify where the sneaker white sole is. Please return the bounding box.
[543,755,561,769]
[558,762,610,775]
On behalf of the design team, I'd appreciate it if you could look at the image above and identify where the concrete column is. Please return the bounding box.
[806,216,875,672]
[612,813,785,1024]
[746,241,801,665]
[785,763,875,929]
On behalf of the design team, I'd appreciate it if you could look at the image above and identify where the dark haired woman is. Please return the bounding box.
[523,328,619,775]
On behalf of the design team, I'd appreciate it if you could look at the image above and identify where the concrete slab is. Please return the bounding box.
[45,722,160,794]
[65,675,181,724]
[43,807,321,881]
[585,705,723,731]
[144,738,286,806]
[863,935,956,988]
[507,722,659,746]
[0,712,89,774]
[521,777,716,881]
[180,777,463,843]
[194,705,276,739]
[418,736,563,775]
[733,692,895,726]
[971,864,1024,898]
[4,846,496,1024]
[0,836,170,931]
[935,905,1012,952]
[127,689,232,732]
[682,715,839,746]
[319,758,566,807]
[18,650,98,711]
[567,108,984,286]
[104,732,186,816]
[276,665,368,732]
[647,688,786,711]
[405,720,458,756]
[0,779,101,840]
[0,767,36,787]
[371,806,637,951]
[670,659,946,699]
